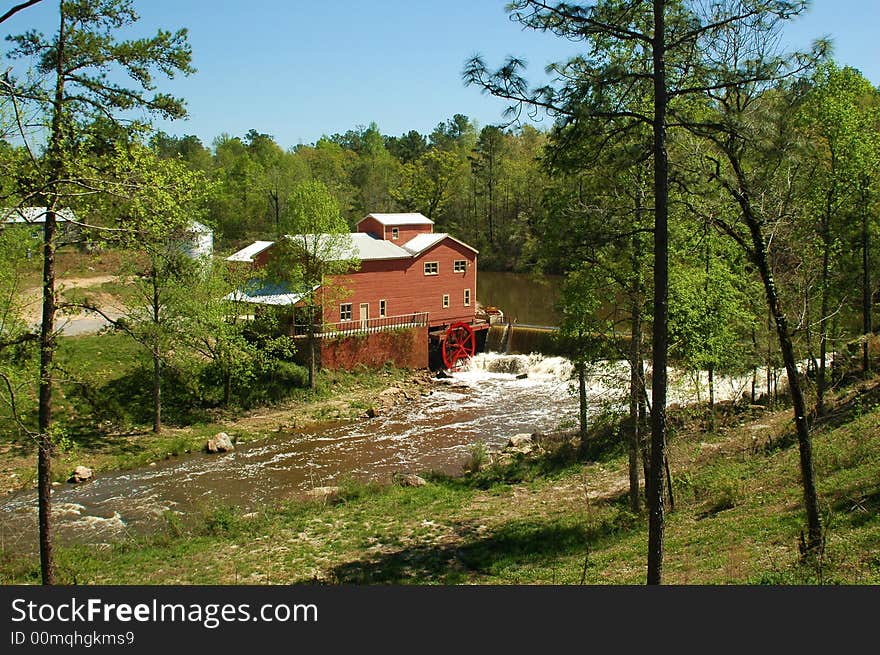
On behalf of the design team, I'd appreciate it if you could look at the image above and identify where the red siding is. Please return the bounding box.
[253,249,273,269]
[322,238,476,328]
[356,216,386,239]
[389,225,432,243]
[356,217,432,243]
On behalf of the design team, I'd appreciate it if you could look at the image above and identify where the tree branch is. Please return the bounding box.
[0,0,42,25]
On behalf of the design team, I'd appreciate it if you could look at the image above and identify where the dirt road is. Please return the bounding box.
[21,275,124,335]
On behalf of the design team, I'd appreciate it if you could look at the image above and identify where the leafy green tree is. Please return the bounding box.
[699,79,826,557]
[351,122,401,216]
[209,134,264,243]
[798,64,880,399]
[293,137,358,222]
[77,145,211,435]
[557,265,611,446]
[272,180,358,389]
[394,148,465,220]
[0,226,38,441]
[386,129,428,164]
[183,259,294,408]
[669,229,756,427]
[3,0,193,584]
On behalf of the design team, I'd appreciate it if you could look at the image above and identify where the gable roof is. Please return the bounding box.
[286,232,410,261]
[226,240,275,262]
[224,279,317,306]
[357,212,433,227]
[227,231,478,266]
[402,232,479,256]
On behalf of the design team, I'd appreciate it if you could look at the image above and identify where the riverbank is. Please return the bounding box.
[0,365,438,497]
[2,373,878,584]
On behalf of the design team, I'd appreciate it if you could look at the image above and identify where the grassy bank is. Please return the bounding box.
[3,375,878,585]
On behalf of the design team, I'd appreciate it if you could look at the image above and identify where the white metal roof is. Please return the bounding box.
[287,232,410,261]
[1,207,75,223]
[401,232,446,255]
[358,212,434,227]
[226,240,275,262]
[228,230,478,267]
[224,281,318,306]
[402,232,479,255]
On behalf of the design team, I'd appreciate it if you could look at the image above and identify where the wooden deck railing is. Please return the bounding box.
[291,312,429,338]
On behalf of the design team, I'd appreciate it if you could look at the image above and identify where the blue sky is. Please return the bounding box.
[3,1,879,150]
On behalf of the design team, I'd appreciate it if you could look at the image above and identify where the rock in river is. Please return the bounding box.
[206,432,235,454]
[68,466,93,483]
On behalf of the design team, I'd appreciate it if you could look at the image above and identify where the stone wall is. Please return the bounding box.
[318,326,429,370]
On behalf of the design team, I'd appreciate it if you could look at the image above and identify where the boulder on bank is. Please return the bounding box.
[507,433,534,448]
[505,433,537,456]
[305,486,341,504]
[393,473,427,487]
[206,432,235,454]
[68,465,93,483]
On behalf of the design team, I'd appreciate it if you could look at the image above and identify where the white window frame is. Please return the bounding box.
[454,259,467,273]
[424,261,439,276]
[340,303,353,321]
[464,288,471,307]
[391,227,400,240]
[442,294,450,309]
[379,299,387,318]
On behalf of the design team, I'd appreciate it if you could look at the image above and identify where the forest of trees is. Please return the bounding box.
[148,117,551,272]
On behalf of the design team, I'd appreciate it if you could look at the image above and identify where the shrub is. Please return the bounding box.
[463,441,489,473]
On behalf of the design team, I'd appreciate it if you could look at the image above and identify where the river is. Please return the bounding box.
[477,271,562,326]
[0,353,581,553]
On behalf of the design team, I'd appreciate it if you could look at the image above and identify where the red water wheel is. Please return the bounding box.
[442,322,476,369]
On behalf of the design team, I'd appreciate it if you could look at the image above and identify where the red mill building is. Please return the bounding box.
[227,213,487,369]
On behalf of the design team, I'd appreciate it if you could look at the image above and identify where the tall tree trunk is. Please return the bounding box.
[647,0,668,585]
[629,311,641,513]
[37,5,68,585]
[708,365,715,431]
[766,309,773,406]
[151,269,161,434]
[751,326,758,404]
[578,360,588,448]
[817,209,830,416]
[862,183,872,374]
[307,305,316,390]
[746,216,823,553]
[38,206,57,586]
[152,349,161,434]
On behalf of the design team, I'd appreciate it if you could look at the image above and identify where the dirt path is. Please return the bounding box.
[20,275,122,333]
